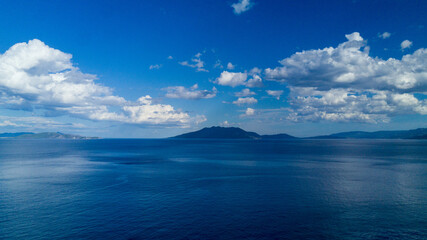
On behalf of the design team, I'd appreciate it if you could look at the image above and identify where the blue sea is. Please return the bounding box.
[0,139,426,239]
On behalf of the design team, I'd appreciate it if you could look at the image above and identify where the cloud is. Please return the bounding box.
[231,0,253,15]
[265,33,427,92]
[227,62,235,70]
[379,32,391,39]
[163,84,217,99]
[233,97,258,105]
[235,88,256,97]
[179,52,208,72]
[167,56,173,60]
[215,71,263,87]
[0,39,195,126]
[286,87,427,123]
[220,120,230,127]
[215,71,247,87]
[149,64,161,70]
[0,115,87,130]
[264,32,427,123]
[345,32,363,41]
[266,90,284,100]
[214,60,223,69]
[245,107,255,116]
[401,40,413,50]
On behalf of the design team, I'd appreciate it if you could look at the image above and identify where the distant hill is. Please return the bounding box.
[310,128,427,139]
[0,132,34,138]
[409,134,427,139]
[0,132,98,139]
[172,126,427,140]
[172,126,261,139]
[172,126,298,139]
[261,133,297,139]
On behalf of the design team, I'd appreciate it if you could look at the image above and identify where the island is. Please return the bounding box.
[172,126,427,140]
[0,132,99,139]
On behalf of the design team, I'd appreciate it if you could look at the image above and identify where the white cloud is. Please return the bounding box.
[163,84,217,100]
[215,71,247,87]
[221,120,230,126]
[214,60,223,69]
[345,32,363,41]
[149,64,161,70]
[264,32,427,123]
[233,97,258,105]
[167,56,173,60]
[0,115,87,130]
[246,74,263,87]
[266,90,284,100]
[179,53,208,72]
[227,62,235,70]
[231,0,253,15]
[0,120,23,127]
[121,96,191,125]
[379,32,391,39]
[235,88,255,97]
[0,39,195,126]
[286,87,427,123]
[401,40,413,50]
[245,107,255,116]
[215,71,263,87]
[265,33,427,92]
[250,67,262,74]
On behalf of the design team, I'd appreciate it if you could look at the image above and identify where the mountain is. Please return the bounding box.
[310,128,427,139]
[261,133,297,139]
[410,134,427,139]
[0,132,34,138]
[0,132,98,139]
[172,126,261,139]
[172,126,427,140]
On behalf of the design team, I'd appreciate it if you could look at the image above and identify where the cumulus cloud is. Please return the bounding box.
[149,64,161,70]
[235,88,256,97]
[163,84,217,99]
[245,107,255,116]
[266,90,284,100]
[227,62,235,70]
[215,71,247,87]
[233,97,258,105]
[401,40,413,50]
[167,56,173,60]
[215,70,262,87]
[231,0,253,15]
[246,74,263,87]
[0,39,196,126]
[179,52,208,72]
[345,32,363,41]
[379,32,391,39]
[265,32,427,123]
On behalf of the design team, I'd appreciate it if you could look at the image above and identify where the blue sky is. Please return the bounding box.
[0,0,426,137]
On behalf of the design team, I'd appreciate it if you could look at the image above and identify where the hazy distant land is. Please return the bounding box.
[1,127,427,139]
[172,126,427,140]
[0,132,99,139]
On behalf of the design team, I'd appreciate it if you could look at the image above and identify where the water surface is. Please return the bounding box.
[0,139,426,239]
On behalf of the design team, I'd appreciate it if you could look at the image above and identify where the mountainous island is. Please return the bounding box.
[173,126,427,140]
[172,126,296,139]
[1,127,427,140]
[0,132,99,139]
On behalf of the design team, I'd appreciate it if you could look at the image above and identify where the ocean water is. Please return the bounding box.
[0,139,426,240]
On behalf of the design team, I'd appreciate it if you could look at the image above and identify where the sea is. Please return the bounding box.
[0,139,426,240]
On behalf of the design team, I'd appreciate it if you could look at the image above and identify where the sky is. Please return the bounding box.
[0,0,426,138]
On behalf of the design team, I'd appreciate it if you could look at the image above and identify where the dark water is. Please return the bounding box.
[0,139,426,240]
